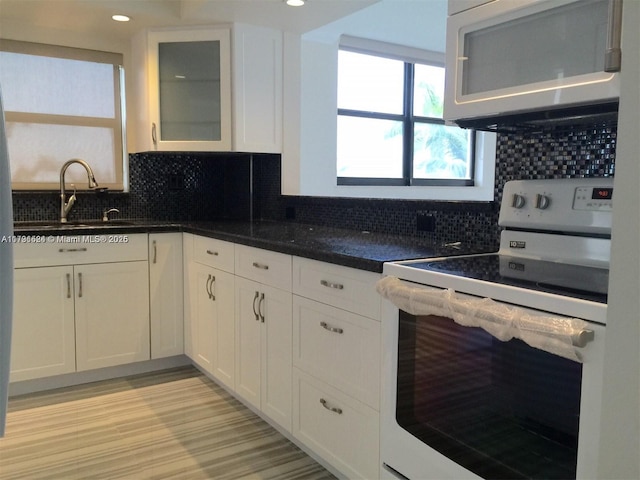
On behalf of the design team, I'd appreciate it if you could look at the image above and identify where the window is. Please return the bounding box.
[337,48,474,186]
[0,40,126,190]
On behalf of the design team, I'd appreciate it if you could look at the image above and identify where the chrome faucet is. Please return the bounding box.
[59,159,98,223]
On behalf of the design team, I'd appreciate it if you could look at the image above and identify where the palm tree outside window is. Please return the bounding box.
[337,49,475,186]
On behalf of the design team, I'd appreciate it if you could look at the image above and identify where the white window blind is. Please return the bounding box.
[0,40,126,190]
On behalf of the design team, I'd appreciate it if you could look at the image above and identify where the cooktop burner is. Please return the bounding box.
[408,254,608,304]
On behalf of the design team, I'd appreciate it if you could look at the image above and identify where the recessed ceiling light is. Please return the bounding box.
[112,14,130,22]
[286,0,305,6]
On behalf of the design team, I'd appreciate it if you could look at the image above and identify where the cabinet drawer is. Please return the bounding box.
[235,244,292,291]
[14,233,148,268]
[293,257,381,319]
[193,235,235,273]
[293,369,379,480]
[293,296,380,409]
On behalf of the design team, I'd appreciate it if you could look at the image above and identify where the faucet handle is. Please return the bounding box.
[102,208,120,222]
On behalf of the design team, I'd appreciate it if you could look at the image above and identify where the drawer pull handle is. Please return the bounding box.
[320,398,343,415]
[252,262,269,270]
[66,273,72,299]
[320,321,343,334]
[320,280,344,290]
[59,247,88,253]
[206,249,219,256]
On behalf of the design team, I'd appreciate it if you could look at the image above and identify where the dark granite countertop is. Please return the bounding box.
[13,219,490,273]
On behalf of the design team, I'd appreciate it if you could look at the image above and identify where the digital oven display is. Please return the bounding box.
[592,188,613,200]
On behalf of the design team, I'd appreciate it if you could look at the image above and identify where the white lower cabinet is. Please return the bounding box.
[10,266,76,382]
[149,233,184,359]
[11,234,151,381]
[184,234,236,390]
[293,369,380,480]
[292,296,380,410]
[235,276,292,432]
[188,262,235,389]
[75,261,150,371]
[292,256,382,479]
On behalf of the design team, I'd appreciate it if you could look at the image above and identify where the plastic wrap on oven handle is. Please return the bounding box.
[376,276,595,363]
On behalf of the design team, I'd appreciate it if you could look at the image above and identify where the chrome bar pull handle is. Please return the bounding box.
[252,262,269,270]
[205,274,213,300]
[320,321,344,334]
[151,122,158,149]
[252,291,260,321]
[77,272,83,298]
[319,398,342,415]
[605,0,623,72]
[258,293,265,323]
[320,279,344,290]
[66,273,71,299]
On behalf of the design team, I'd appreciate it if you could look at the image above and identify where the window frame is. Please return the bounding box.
[0,39,127,191]
[336,44,476,188]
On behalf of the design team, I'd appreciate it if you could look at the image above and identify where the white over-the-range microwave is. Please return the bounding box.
[444,0,622,127]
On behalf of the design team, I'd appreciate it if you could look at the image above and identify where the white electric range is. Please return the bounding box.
[379,177,612,480]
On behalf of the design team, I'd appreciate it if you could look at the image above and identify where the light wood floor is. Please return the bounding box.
[0,366,335,480]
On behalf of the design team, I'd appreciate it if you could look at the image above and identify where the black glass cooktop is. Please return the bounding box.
[407,254,608,304]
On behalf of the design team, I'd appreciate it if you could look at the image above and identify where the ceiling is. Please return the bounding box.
[0,0,381,40]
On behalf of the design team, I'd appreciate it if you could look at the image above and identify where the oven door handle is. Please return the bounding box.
[573,328,595,348]
[377,276,596,362]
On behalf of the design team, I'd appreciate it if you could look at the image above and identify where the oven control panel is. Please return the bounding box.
[573,185,614,212]
[500,178,613,235]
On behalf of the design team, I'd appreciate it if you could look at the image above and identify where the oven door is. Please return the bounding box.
[380,287,605,480]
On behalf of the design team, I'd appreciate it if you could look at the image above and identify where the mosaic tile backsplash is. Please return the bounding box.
[12,121,616,251]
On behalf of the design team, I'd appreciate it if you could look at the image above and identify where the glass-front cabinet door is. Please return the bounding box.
[148,28,231,151]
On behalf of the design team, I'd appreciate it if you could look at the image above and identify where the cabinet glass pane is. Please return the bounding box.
[462,0,608,95]
[158,41,221,141]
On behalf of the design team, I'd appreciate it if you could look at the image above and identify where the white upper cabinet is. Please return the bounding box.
[231,24,283,154]
[132,24,283,153]
[135,27,232,152]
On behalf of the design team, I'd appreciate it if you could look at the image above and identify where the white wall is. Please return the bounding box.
[597,1,640,477]
[280,0,498,200]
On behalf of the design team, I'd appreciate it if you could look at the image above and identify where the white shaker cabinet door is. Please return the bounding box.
[75,261,150,371]
[235,276,292,432]
[187,261,235,390]
[209,268,236,390]
[261,282,293,431]
[142,28,232,152]
[235,276,263,409]
[149,233,184,359]
[10,266,76,382]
